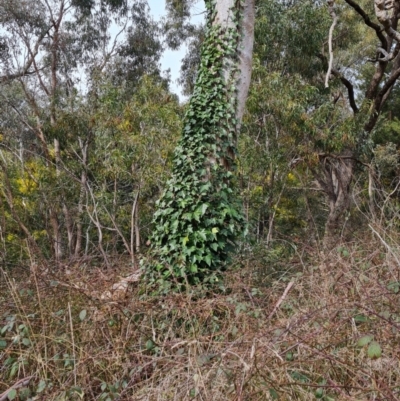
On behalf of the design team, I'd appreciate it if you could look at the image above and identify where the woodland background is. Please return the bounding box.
[0,0,400,400]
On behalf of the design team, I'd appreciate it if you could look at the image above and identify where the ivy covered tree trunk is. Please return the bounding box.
[145,0,255,289]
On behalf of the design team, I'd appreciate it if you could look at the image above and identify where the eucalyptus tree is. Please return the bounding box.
[146,0,255,290]
[309,0,400,245]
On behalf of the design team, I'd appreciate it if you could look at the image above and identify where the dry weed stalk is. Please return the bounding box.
[0,236,399,400]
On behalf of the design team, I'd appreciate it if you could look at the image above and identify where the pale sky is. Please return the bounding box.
[147,0,205,100]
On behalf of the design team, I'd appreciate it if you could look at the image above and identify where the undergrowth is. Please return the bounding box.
[1,229,400,400]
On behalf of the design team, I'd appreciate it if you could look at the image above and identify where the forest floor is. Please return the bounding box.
[1,230,400,400]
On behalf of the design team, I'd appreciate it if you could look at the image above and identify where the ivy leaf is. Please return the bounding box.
[198,230,207,241]
[193,210,201,222]
[210,242,219,251]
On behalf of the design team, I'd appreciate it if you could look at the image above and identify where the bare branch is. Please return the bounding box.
[372,45,399,61]
[318,54,359,113]
[331,68,359,113]
[365,65,400,132]
[1,69,36,83]
[96,19,128,73]
[378,66,400,100]
[0,26,51,84]
[325,0,338,88]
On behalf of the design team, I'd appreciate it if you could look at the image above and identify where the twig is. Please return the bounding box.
[268,281,294,319]
[325,0,338,88]
[355,303,400,330]
[130,188,140,266]
[368,224,400,268]
[68,302,77,386]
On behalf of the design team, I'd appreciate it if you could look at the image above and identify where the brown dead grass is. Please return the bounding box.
[0,231,399,400]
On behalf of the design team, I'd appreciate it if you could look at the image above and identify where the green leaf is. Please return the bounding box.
[0,339,7,349]
[342,249,349,257]
[269,389,279,400]
[79,310,87,321]
[146,340,155,350]
[22,338,31,346]
[37,380,46,393]
[18,387,31,401]
[198,230,207,241]
[210,242,219,251]
[357,335,373,347]
[9,363,18,378]
[290,370,309,383]
[387,282,400,293]
[367,341,382,359]
[69,386,84,399]
[354,314,369,323]
[7,389,17,400]
[211,227,219,234]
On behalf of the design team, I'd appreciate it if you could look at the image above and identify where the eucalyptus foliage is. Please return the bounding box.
[144,1,245,291]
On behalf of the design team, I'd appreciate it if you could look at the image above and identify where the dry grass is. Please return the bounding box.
[1,230,399,400]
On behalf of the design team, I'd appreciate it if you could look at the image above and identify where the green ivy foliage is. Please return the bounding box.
[144,0,245,292]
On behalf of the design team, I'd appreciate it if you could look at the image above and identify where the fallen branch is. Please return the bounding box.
[268,281,295,319]
[0,376,34,401]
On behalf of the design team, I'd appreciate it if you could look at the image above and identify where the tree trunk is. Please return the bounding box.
[215,0,255,125]
[315,151,355,249]
[75,138,89,258]
[53,138,64,261]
